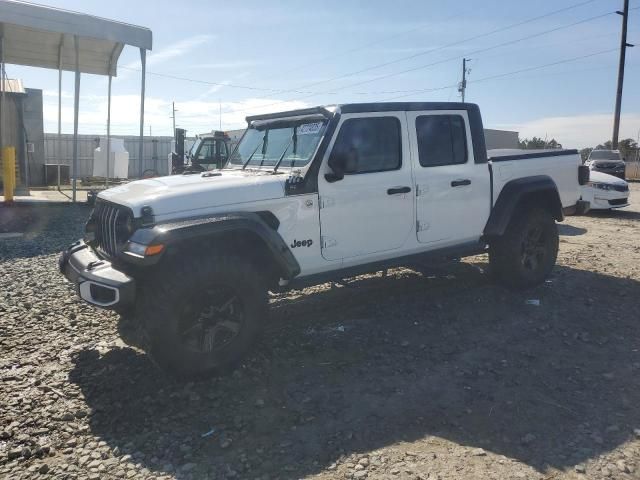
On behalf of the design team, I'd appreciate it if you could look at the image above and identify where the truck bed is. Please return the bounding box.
[488,149,582,210]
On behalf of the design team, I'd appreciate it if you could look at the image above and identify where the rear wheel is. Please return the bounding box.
[489,207,559,289]
[137,255,267,377]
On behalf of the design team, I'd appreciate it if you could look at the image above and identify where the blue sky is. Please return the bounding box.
[6,0,640,148]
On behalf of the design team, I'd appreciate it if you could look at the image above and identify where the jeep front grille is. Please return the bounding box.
[94,201,133,257]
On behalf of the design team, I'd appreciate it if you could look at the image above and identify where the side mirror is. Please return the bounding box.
[325,153,346,183]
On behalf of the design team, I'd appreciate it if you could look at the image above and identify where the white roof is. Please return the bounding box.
[0,0,152,76]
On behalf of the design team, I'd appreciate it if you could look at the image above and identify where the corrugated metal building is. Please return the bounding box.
[0,80,46,190]
[44,134,175,179]
[484,128,520,150]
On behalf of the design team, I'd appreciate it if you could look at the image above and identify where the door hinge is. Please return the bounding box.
[416,221,429,232]
[416,184,427,197]
[319,196,335,209]
[321,236,337,248]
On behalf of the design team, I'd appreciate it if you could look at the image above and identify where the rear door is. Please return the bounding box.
[318,112,414,261]
[407,110,490,245]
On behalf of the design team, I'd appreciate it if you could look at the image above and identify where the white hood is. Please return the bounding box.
[98,170,286,217]
[588,170,628,185]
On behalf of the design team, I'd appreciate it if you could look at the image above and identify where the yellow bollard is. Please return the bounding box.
[2,146,16,204]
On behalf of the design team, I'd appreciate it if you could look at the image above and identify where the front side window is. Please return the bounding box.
[416,115,468,167]
[329,117,401,174]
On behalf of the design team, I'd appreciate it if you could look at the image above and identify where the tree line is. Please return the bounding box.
[518,136,639,162]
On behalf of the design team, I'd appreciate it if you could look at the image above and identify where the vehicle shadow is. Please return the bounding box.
[69,261,640,479]
[587,209,640,221]
[557,224,587,236]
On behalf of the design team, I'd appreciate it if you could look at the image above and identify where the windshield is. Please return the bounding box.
[188,138,202,158]
[589,150,622,161]
[228,121,327,169]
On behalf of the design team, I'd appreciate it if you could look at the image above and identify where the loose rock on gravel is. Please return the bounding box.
[1,187,640,479]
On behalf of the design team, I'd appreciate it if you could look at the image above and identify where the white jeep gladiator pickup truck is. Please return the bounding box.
[60,102,590,376]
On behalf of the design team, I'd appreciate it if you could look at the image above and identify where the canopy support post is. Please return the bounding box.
[0,28,5,152]
[71,34,80,203]
[138,47,146,179]
[106,74,112,187]
[57,36,63,192]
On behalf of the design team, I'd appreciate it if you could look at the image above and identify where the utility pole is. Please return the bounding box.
[219,99,222,130]
[612,0,634,149]
[171,101,177,137]
[458,58,471,103]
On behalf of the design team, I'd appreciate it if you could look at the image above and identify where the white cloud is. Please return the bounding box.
[496,113,640,149]
[42,95,309,136]
[119,34,214,77]
[195,81,233,101]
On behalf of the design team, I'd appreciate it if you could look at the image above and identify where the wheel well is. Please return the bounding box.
[163,229,284,287]
[517,189,563,221]
[484,179,563,238]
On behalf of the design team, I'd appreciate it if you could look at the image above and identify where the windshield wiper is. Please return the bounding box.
[274,127,298,173]
[272,137,294,173]
[242,140,264,170]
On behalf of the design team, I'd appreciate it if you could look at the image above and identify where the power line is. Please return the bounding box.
[220,8,619,116]
[287,0,604,92]
[348,10,615,90]
[255,13,459,83]
[118,65,319,95]
[64,52,633,137]
[53,58,638,135]
[381,47,619,101]
[117,0,610,112]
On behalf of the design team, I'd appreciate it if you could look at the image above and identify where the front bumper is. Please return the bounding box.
[59,241,136,309]
[591,195,629,210]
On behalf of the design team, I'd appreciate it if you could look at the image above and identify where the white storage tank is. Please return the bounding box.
[93,137,129,179]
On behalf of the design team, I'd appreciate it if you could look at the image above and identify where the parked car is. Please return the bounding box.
[581,170,630,210]
[585,149,626,179]
[60,102,589,377]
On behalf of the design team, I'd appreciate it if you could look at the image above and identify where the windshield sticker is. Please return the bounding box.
[298,122,323,135]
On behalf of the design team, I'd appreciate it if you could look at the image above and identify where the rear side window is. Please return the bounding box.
[416,115,468,167]
[330,117,402,174]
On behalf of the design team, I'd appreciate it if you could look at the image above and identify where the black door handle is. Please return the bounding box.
[451,179,471,187]
[387,186,411,195]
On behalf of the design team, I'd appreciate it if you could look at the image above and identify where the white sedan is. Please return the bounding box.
[581,170,630,210]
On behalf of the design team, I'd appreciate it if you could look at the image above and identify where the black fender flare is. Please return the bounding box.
[127,212,301,279]
[484,175,563,237]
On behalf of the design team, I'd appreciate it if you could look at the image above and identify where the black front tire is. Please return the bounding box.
[489,207,559,290]
[136,255,268,378]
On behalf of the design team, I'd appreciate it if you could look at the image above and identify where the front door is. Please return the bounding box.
[196,138,228,170]
[318,113,414,261]
[407,111,490,245]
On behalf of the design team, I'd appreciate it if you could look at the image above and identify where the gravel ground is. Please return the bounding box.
[1,186,640,480]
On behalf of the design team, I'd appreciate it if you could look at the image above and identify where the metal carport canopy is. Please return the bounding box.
[0,0,152,201]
